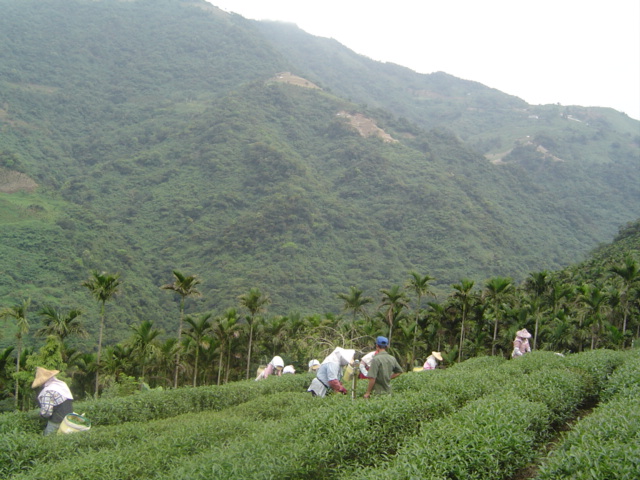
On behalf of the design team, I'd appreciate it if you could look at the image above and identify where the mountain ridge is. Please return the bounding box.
[0,0,637,345]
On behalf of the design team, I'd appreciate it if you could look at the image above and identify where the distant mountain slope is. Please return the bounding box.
[255,20,640,233]
[0,0,638,346]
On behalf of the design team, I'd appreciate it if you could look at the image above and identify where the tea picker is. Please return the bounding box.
[255,355,285,380]
[32,367,89,435]
[307,347,357,397]
[423,351,443,370]
[512,329,532,358]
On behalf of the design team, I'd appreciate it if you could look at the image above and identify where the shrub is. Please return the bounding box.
[350,392,550,480]
[535,397,640,480]
[562,349,625,401]
[600,351,640,402]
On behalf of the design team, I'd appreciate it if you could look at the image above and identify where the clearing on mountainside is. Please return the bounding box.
[0,168,38,193]
[270,72,321,89]
[336,111,398,143]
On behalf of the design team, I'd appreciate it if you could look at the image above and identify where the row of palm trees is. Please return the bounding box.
[1,253,639,410]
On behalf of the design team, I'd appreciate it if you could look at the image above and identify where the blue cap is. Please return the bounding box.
[376,336,389,347]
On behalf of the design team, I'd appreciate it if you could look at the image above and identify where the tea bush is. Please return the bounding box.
[0,409,42,435]
[600,350,640,402]
[5,411,259,480]
[562,349,626,400]
[2,350,635,479]
[0,373,313,435]
[394,365,513,409]
[535,351,640,480]
[349,392,550,480]
[153,389,457,479]
[535,396,640,480]
[509,367,588,425]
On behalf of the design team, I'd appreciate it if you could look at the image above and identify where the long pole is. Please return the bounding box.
[351,360,360,400]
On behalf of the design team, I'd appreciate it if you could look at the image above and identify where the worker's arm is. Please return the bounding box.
[325,363,347,394]
[38,391,60,418]
[363,377,376,398]
[327,379,347,394]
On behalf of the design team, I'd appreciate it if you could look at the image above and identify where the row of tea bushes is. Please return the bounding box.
[1,350,630,479]
[560,349,627,400]
[152,389,456,479]
[0,372,313,435]
[125,354,593,479]
[2,409,255,479]
[341,357,594,480]
[535,352,640,480]
[347,392,550,480]
[2,363,514,479]
[600,350,640,402]
[3,393,320,480]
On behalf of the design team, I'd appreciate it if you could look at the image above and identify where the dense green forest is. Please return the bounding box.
[1,218,638,408]
[0,0,639,403]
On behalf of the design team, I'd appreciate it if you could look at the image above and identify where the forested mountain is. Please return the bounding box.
[0,0,638,347]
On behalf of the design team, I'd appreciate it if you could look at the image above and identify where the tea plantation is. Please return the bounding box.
[1,349,638,479]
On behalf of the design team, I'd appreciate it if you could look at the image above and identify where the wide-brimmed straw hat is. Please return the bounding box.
[516,329,532,339]
[432,352,443,361]
[31,367,59,388]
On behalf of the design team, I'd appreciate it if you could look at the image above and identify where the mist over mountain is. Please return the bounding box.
[0,0,638,344]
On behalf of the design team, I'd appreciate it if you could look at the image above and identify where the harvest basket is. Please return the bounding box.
[58,413,91,434]
[342,365,355,382]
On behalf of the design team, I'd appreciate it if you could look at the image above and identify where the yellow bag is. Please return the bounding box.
[342,365,354,382]
[255,365,266,380]
[58,413,91,434]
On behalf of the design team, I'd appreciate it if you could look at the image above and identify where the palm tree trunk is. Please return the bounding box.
[95,304,105,397]
[193,347,199,387]
[174,299,185,389]
[411,300,420,368]
[246,322,254,380]
[225,341,232,384]
[14,337,21,409]
[217,347,224,386]
[492,315,499,356]
[458,315,465,363]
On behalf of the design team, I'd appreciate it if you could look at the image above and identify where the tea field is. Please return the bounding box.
[1,349,638,479]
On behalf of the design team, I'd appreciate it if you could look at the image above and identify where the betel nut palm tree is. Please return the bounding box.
[83,270,121,397]
[213,308,240,385]
[0,298,30,409]
[483,276,514,356]
[379,285,410,345]
[37,305,87,343]
[337,286,373,342]
[239,288,270,380]
[129,319,162,385]
[161,270,201,388]
[337,286,373,322]
[451,278,475,362]
[524,270,551,350]
[406,272,435,367]
[184,313,213,387]
[609,255,640,338]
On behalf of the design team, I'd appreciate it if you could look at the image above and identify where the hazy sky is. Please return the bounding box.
[208,0,640,120]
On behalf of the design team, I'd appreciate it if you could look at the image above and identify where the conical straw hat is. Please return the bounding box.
[31,367,59,388]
